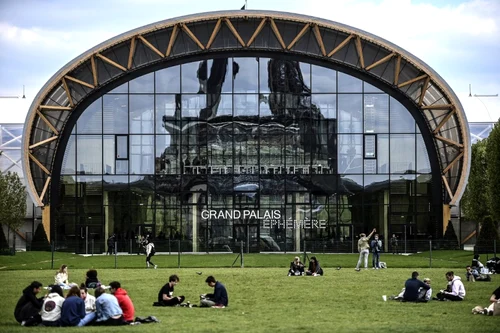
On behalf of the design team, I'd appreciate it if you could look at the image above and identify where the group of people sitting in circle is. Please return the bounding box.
[153,274,228,309]
[14,264,228,327]
[287,256,324,276]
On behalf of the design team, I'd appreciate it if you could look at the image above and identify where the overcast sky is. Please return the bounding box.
[0,0,499,123]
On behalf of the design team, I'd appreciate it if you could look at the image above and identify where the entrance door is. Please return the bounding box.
[76,225,103,254]
[233,224,260,253]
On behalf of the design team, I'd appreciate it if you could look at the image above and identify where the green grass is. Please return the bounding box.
[1,250,497,270]
[0,252,498,332]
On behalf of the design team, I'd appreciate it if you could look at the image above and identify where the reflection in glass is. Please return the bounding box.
[60,56,436,253]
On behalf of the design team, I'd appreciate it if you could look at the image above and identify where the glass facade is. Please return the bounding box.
[56,57,435,253]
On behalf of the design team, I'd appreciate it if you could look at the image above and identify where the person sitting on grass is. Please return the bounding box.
[306,256,324,276]
[434,271,466,301]
[80,284,96,314]
[473,286,500,316]
[472,254,484,272]
[55,265,77,289]
[60,286,95,327]
[391,272,430,302]
[41,285,65,327]
[14,281,44,326]
[200,275,228,308]
[466,265,491,282]
[288,257,305,276]
[85,269,100,289]
[94,287,127,325]
[154,274,185,307]
[109,281,135,323]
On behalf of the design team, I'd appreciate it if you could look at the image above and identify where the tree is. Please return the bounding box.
[476,216,500,253]
[461,139,489,222]
[0,171,27,252]
[486,120,500,225]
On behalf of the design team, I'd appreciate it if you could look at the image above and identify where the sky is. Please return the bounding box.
[0,0,499,123]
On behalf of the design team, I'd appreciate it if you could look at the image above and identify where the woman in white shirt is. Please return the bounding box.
[41,285,65,326]
[54,264,77,289]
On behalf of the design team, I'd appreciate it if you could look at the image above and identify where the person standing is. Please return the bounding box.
[107,234,116,255]
[200,276,228,308]
[355,228,376,271]
[144,236,157,269]
[155,274,185,306]
[390,234,398,254]
[371,234,382,269]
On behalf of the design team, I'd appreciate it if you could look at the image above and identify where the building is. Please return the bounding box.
[21,10,472,253]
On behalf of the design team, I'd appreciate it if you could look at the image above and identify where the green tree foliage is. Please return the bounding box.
[461,139,489,222]
[0,171,27,235]
[486,120,500,225]
[31,223,50,251]
[476,216,500,253]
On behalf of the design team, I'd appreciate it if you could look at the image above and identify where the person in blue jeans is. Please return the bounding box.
[94,287,127,325]
[60,286,95,327]
[371,234,382,269]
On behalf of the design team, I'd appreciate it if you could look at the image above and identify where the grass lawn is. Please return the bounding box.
[0,252,498,332]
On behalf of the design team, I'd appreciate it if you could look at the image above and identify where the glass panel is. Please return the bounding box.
[312,94,336,119]
[77,98,102,134]
[182,61,205,93]
[416,134,431,173]
[338,134,363,174]
[234,94,258,117]
[182,94,206,118]
[116,135,128,159]
[390,134,415,174]
[364,82,383,93]
[61,135,76,175]
[156,65,180,93]
[103,95,128,134]
[103,135,115,175]
[364,135,376,158]
[364,94,389,133]
[338,72,362,93]
[390,97,415,133]
[129,72,154,93]
[130,135,154,174]
[233,58,258,93]
[156,94,179,133]
[311,65,336,93]
[338,94,362,133]
[130,95,154,134]
[77,135,102,174]
[377,135,389,173]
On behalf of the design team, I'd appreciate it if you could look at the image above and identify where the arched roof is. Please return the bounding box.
[22,9,470,207]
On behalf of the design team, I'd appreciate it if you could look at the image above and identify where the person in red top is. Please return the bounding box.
[109,281,135,323]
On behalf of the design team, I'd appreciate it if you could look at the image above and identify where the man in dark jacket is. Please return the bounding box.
[403,271,430,302]
[200,276,228,308]
[14,281,44,326]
